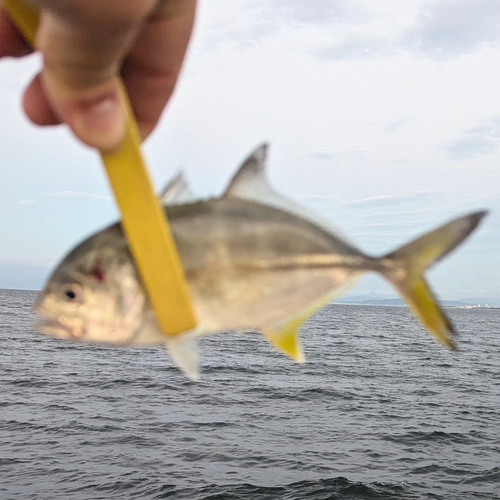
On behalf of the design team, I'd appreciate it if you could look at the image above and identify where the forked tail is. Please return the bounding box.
[379,211,488,350]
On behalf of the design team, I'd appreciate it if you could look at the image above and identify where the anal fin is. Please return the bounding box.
[262,294,334,363]
[263,319,305,363]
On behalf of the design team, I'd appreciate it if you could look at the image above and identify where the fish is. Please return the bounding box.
[35,144,488,379]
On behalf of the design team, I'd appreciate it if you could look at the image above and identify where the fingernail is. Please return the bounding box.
[72,93,125,151]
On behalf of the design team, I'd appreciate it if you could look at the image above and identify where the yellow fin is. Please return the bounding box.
[400,277,457,350]
[263,294,334,362]
[380,211,488,350]
[263,318,305,363]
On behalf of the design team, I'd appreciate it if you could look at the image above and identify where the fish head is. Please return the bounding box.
[34,231,146,345]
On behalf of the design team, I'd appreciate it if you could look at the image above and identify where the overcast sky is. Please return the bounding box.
[0,0,498,299]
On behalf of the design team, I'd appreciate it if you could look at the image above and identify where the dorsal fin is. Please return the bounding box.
[222,144,297,214]
[160,171,195,205]
[222,144,272,199]
[223,144,352,243]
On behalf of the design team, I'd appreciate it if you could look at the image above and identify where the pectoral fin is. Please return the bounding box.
[166,336,200,380]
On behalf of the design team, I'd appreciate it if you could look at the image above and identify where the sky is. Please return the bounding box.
[0,0,498,300]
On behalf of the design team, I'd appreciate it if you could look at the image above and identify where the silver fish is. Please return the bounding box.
[35,145,487,379]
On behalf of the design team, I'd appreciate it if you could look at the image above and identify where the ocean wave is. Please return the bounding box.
[153,477,412,500]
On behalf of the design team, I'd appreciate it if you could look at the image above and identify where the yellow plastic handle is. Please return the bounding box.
[3,0,197,336]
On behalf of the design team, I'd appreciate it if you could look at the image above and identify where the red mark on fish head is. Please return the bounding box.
[90,260,105,283]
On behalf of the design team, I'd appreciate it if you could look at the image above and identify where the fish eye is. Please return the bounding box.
[62,284,83,303]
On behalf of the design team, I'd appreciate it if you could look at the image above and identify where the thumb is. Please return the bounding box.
[33,7,147,151]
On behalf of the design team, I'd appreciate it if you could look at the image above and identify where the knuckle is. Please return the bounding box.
[43,53,116,91]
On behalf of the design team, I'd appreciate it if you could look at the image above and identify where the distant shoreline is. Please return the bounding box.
[1,288,498,309]
[333,302,499,309]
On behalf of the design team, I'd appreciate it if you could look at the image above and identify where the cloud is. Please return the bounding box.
[18,199,37,206]
[400,0,500,59]
[262,0,346,26]
[357,208,438,218]
[385,117,411,133]
[441,117,500,160]
[313,35,392,61]
[361,220,430,228]
[199,0,362,51]
[298,194,341,200]
[341,191,443,208]
[299,194,341,200]
[311,0,500,61]
[305,149,339,161]
[349,230,418,239]
[304,149,365,162]
[202,0,500,61]
[46,191,111,200]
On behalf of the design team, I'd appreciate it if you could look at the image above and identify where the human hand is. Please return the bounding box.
[0,0,196,151]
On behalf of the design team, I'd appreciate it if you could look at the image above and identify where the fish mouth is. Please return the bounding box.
[35,317,75,339]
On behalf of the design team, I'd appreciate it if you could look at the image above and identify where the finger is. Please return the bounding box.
[23,72,61,125]
[34,2,155,151]
[121,0,196,140]
[0,9,32,57]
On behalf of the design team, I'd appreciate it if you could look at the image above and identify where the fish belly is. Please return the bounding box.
[187,266,358,333]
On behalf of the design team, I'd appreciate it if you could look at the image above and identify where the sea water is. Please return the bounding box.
[1,289,499,499]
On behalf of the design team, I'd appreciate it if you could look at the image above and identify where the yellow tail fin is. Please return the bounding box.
[381,211,487,350]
